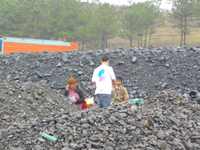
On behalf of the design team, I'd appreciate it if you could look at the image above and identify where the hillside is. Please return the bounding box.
[105,23,200,50]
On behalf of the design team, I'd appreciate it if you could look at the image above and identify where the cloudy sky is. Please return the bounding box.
[80,0,172,10]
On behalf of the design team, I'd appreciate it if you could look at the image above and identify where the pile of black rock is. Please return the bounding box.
[0,81,79,150]
[1,81,200,149]
[0,46,200,100]
[1,46,200,149]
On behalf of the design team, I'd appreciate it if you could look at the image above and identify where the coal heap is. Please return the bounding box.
[1,81,200,149]
[0,81,79,149]
[1,46,200,99]
[1,46,200,149]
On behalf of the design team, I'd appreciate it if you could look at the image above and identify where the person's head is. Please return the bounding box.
[115,75,123,87]
[68,77,77,90]
[101,55,109,65]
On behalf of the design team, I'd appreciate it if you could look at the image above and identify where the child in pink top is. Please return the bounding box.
[64,77,85,109]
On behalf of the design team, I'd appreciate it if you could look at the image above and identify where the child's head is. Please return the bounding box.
[115,75,123,87]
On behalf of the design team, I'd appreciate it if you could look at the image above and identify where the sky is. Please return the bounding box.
[80,0,173,10]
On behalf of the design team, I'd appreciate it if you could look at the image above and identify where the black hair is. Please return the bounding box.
[116,75,123,81]
[101,55,109,62]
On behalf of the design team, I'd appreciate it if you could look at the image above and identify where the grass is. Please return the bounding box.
[108,25,200,50]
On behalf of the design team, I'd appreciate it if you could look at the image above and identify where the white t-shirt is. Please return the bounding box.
[92,65,116,95]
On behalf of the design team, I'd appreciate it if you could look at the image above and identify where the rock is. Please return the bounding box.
[61,55,70,62]
[119,113,127,117]
[161,83,168,89]
[165,64,170,67]
[37,137,46,143]
[108,116,118,123]
[90,62,95,66]
[77,71,83,75]
[0,131,2,140]
[94,134,104,138]
[56,62,62,67]
[117,61,124,65]
[10,147,25,150]
[157,140,167,149]
[34,145,45,150]
[61,147,72,150]
[157,130,166,139]
[132,57,137,63]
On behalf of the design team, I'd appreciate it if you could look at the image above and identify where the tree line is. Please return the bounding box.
[0,0,200,51]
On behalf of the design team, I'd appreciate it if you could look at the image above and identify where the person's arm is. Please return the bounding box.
[118,99,128,105]
[110,67,118,89]
[92,70,96,84]
[74,88,85,104]
[112,79,118,90]
[63,85,69,97]
[66,84,69,91]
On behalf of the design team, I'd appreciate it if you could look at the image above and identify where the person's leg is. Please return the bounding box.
[96,94,103,108]
[101,94,111,108]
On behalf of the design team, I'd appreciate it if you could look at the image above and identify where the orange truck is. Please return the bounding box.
[0,37,78,54]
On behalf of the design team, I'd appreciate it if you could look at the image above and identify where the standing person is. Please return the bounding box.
[64,77,85,109]
[111,75,129,105]
[92,55,118,108]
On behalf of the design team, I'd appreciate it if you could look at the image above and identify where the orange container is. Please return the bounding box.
[0,37,78,54]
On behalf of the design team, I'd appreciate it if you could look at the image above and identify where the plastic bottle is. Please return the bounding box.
[39,132,57,143]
